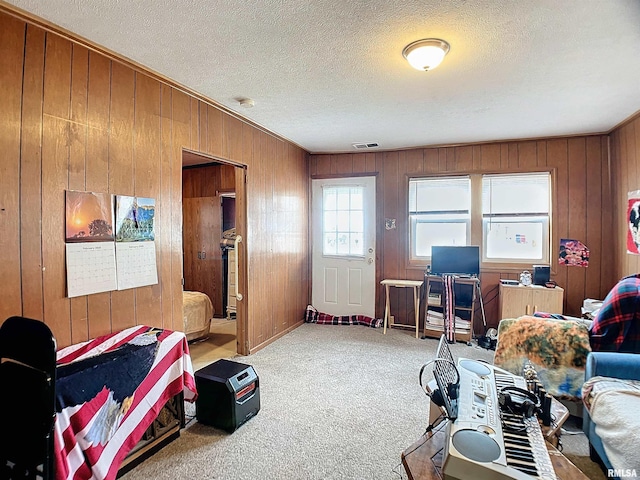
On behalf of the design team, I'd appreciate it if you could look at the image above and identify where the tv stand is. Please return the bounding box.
[423,274,479,343]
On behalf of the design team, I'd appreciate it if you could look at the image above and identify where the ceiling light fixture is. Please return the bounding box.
[239,98,255,108]
[402,38,450,71]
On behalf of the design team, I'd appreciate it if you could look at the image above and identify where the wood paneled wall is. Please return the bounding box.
[610,113,640,280]
[310,137,616,329]
[0,10,310,351]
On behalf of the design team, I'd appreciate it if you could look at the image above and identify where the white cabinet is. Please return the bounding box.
[226,248,236,319]
[499,283,564,319]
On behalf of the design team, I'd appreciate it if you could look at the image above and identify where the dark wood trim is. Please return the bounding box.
[310,172,379,180]
[183,148,248,169]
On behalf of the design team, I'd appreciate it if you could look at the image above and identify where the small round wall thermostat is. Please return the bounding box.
[520,270,532,286]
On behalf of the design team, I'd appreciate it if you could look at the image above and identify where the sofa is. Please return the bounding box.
[582,352,640,471]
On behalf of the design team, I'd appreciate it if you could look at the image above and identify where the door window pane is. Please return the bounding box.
[322,185,365,256]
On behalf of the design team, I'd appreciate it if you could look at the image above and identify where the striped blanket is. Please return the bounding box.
[54,326,197,480]
[442,274,456,342]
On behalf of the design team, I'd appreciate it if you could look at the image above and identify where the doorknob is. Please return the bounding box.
[367,257,373,264]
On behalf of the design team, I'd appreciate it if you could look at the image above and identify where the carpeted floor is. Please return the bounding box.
[122,323,605,479]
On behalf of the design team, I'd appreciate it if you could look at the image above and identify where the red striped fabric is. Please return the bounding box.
[54,326,197,480]
[443,274,456,342]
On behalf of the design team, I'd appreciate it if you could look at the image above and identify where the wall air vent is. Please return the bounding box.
[352,142,379,150]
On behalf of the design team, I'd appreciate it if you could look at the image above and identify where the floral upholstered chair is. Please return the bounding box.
[493,314,591,400]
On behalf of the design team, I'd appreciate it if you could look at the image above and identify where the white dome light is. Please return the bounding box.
[402,39,450,72]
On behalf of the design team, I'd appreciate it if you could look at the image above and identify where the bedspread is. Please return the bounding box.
[183,291,213,341]
[54,326,197,480]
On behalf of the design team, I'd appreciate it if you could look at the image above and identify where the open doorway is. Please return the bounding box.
[181,149,247,369]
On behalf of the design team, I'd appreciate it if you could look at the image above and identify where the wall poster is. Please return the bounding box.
[558,238,589,267]
[627,190,640,255]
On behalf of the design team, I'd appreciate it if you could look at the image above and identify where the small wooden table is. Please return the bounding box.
[381,279,423,338]
[401,423,588,480]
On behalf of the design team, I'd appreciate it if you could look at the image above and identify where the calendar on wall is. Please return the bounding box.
[64,190,159,298]
[116,241,158,290]
[66,242,118,298]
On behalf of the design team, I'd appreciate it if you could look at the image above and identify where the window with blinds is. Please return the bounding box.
[482,172,551,263]
[408,176,471,261]
[407,172,552,267]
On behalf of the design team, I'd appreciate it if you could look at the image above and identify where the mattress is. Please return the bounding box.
[183,291,214,341]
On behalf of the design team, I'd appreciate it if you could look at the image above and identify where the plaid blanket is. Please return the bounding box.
[54,326,197,480]
[304,305,383,328]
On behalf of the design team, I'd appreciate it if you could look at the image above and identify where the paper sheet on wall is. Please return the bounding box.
[116,241,158,290]
[66,242,118,298]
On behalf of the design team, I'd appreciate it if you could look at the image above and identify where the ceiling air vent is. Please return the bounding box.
[352,142,379,150]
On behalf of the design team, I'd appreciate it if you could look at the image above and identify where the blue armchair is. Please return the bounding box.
[583,352,640,469]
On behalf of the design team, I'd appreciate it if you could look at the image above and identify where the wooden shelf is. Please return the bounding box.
[423,274,479,343]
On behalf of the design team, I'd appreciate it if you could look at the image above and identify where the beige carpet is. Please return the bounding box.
[122,323,605,479]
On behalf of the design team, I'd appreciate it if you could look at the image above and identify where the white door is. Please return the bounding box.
[312,176,376,317]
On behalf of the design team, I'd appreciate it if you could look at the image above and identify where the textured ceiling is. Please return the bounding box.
[5,0,640,154]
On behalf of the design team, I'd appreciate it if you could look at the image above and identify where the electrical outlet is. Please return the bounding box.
[389,315,395,325]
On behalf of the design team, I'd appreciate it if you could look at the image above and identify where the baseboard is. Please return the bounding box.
[248,320,305,354]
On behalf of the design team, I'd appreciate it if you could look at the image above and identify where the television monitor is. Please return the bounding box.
[430,245,480,277]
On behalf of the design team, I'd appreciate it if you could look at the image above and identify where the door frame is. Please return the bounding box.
[310,173,380,318]
[182,148,249,355]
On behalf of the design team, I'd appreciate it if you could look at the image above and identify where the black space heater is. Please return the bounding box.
[195,359,260,432]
